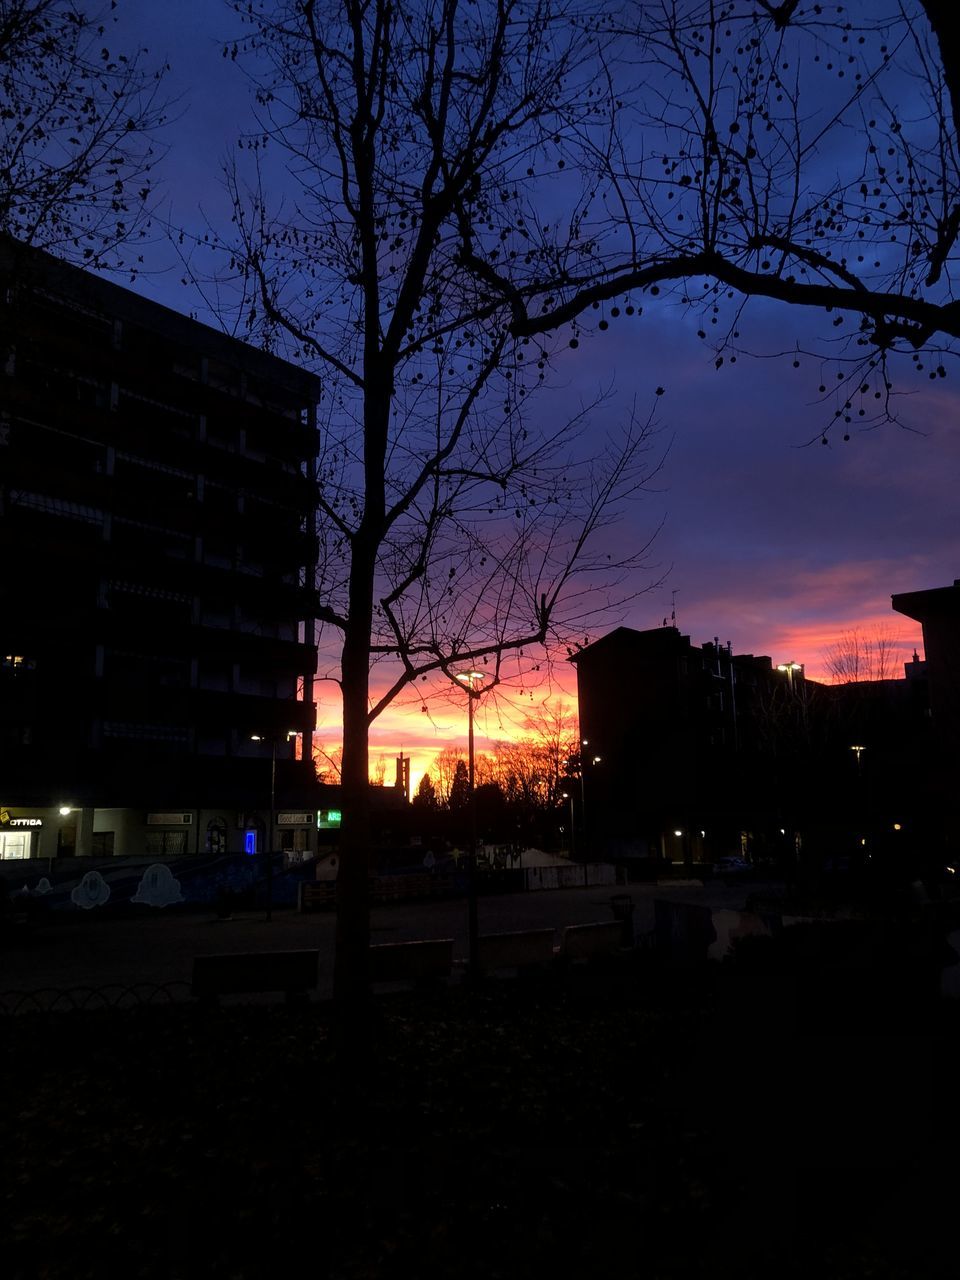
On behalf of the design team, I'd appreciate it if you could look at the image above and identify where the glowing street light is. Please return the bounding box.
[777,661,803,691]
[561,791,575,857]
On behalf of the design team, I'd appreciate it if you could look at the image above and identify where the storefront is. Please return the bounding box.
[278,811,315,865]
[0,810,43,859]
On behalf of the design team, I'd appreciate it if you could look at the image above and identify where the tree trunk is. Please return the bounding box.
[333,557,375,1011]
[332,377,389,1013]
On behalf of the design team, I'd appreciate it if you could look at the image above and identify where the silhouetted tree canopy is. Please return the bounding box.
[0,0,166,267]
[198,0,960,1009]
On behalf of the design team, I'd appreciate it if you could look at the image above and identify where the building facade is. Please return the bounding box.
[571,620,937,870]
[0,240,322,862]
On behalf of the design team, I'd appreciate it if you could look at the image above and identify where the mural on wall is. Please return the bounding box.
[70,870,111,909]
[131,864,185,908]
[7,853,317,910]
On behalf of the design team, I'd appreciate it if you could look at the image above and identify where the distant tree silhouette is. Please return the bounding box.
[448,760,471,814]
[824,628,904,685]
[412,773,437,811]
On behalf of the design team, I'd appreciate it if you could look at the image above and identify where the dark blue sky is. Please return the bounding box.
[113,0,957,710]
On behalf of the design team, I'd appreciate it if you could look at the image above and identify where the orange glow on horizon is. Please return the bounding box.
[312,608,925,790]
[314,666,580,794]
[755,613,923,683]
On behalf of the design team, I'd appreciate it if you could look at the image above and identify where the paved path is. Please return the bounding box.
[1,878,781,1006]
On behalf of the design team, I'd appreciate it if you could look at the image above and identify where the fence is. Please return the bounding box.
[524,863,618,891]
[0,981,193,1016]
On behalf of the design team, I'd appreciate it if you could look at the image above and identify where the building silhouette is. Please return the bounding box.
[571,609,941,872]
[0,240,322,862]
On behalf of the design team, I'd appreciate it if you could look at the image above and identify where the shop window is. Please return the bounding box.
[0,831,32,859]
[145,830,187,856]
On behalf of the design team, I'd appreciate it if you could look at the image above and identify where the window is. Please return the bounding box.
[10,490,104,526]
[145,830,187,856]
[198,662,231,692]
[91,832,115,857]
[0,831,32,859]
[280,828,309,853]
[3,654,36,671]
[202,537,235,569]
[103,721,190,745]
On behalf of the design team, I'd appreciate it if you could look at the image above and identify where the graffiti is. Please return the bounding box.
[70,870,111,910]
[131,864,185,908]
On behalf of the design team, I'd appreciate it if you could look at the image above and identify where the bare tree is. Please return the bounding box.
[0,0,167,268]
[495,2,960,437]
[428,747,466,808]
[824,627,904,684]
[207,0,661,1009]
[203,0,960,1011]
[484,698,579,815]
[312,740,342,783]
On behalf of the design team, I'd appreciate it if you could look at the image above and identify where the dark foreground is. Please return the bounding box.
[4,952,958,1279]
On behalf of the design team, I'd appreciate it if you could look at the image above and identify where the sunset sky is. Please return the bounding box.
[107,2,957,788]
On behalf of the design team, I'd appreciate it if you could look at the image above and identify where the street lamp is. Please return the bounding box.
[54,806,74,872]
[577,741,602,864]
[777,661,803,691]
[251,730,297,921]
[561,791,575,857]
[455,669,490,978]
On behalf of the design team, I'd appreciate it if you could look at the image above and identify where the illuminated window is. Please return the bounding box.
[3,655,36,670]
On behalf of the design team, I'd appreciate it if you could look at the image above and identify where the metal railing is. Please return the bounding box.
[0,980,192,1016]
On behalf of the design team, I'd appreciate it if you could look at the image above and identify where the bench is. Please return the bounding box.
[557,920,628,964]
[477,928,557,975]
[191,950,320,1005]
[369,938,454,986]
[298,882,336,911]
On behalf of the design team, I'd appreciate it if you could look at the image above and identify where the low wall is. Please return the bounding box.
[524,863,618,891]
[1,854,318,912]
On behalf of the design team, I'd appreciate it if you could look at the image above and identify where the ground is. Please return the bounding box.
[4,947,958,1279]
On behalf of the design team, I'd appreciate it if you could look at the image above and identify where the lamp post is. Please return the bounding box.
[776,661,803,691]
[577,740,602,871]
[250,730,296,922]
[54,805,72,875]
[850,743,866,857]
[456,670,489,978]
[561,791,575,858]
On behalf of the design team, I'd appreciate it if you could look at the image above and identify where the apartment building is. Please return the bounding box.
[0,239,322,861]
[571,622,934,866]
